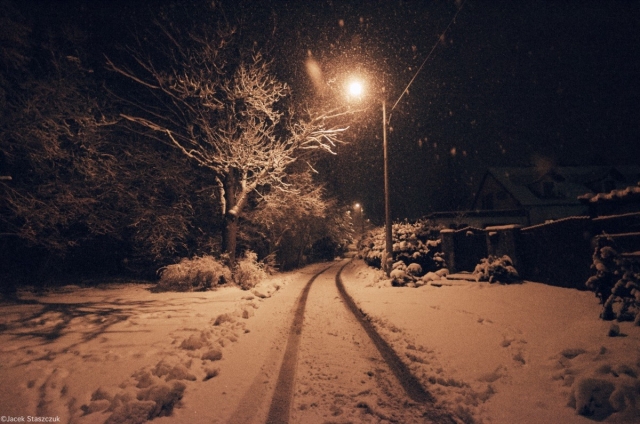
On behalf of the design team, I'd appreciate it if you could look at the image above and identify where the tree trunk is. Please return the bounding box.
[222,214,238,266]
[221,172,238,266]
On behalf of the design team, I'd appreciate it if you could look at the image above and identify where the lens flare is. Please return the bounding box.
[305,57,325,95]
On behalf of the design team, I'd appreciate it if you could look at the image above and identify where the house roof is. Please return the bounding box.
[478,166,640,208]
[580,183,640,204]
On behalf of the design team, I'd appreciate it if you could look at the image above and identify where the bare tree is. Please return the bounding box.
[107,14,350,264]
[0,16,209,275]
[0,51,118,253]
[246,170,352,269]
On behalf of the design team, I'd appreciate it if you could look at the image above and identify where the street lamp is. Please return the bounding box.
[354,203,365,235]
[341,2,465,276]
[347,78,393,276]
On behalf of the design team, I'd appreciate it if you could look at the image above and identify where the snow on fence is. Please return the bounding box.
[440,212,640,290]
[593,211,640,234]
[594,232,640,259]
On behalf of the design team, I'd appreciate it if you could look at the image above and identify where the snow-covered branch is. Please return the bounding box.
[106,13,355,262]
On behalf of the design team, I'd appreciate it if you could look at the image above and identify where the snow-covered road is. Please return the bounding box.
[194,260,455,423]
[283,261,450,423]
[1,259,639,423]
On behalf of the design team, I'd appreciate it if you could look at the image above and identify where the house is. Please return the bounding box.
[427,166,640,228]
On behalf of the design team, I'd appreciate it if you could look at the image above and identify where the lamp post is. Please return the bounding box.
[348,79,393,276]
[342,0,465,275]
[381,100,393,276]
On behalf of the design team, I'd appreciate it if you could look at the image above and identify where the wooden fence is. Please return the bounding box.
[440,212,640,289]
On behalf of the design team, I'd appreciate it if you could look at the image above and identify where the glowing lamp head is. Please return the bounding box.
[348,80,363,98]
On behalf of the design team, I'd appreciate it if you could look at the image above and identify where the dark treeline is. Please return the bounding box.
[0,0,354,288]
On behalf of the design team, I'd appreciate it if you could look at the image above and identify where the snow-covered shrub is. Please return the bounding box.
[586,237,640,323]
[436,268,449,278]
[360,229,385,268]
[473,255,520,284]
[422,271,441,283]
[155,255,231,292]
[407,263,423,276]
[390,268,411,287]
[392,261,407,271]
[360,219,445,275]
[233,250,267,290]
[568,371,640,421]
[569,377,616,420]
[390,268,407,280]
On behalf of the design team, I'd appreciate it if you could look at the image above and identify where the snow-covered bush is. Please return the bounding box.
[569,377,616,420]
[586,237,640,324]
[568,370,640,421]
[473,255,520,284]
[233,250,267,290]
[420,268,450,285]
[390,268,410,286]
[392,261,407,271]
[155,255,231,292]
[436,268,449,278]
[360,219,445,275]
[388,260,419,287]
[407,263,423,276]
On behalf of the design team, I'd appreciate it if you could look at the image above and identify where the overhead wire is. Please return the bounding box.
[389,0,467,120]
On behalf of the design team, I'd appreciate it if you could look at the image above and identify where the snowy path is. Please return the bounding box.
[2,260,638,423]
[281,261,453,423]
[161,259,459,423]
[200,260,456,423]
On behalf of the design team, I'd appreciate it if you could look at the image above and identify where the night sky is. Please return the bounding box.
[258,0,640,222]
[16,0,640,223]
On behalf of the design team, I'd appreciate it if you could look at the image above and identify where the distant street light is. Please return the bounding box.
[354,203,365,234]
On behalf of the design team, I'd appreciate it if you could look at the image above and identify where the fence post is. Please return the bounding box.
[440,229,456,273]
[485,225,522,270]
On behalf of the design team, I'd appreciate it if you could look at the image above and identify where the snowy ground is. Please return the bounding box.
[0,259,639,423]
[340,261,640,424]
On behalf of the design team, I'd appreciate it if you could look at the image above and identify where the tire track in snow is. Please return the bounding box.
[266,260,443,423]
[335,261,434,404]
[265,263,334,424]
